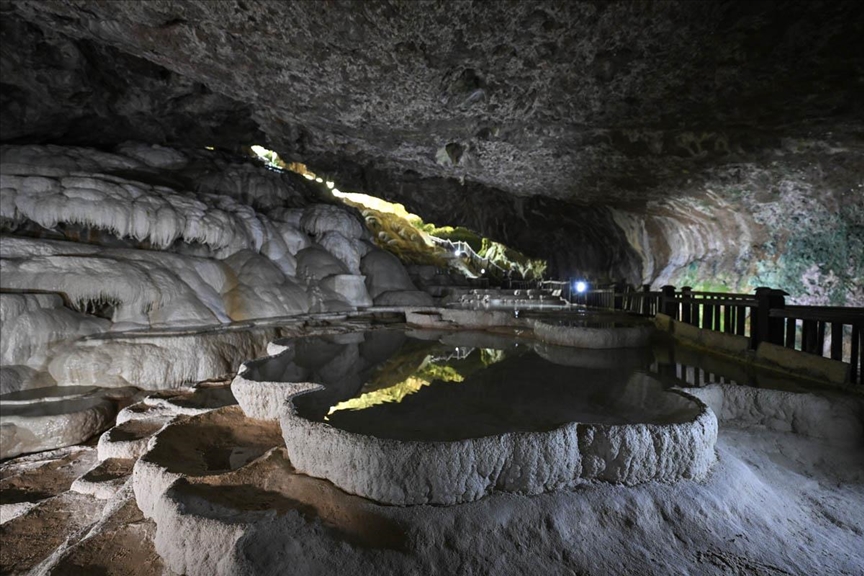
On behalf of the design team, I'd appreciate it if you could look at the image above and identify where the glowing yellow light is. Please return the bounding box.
[205,146,214,151]
[250,145,269,156]
[332,188,342,195]
[327,358,465,415]
[326,181,334,189]
[315,177,323,183]
[303,174,315,180]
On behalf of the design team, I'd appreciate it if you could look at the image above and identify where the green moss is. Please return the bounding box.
[415,363,464,383]
[753,202,863,305]
[426,225,484,252]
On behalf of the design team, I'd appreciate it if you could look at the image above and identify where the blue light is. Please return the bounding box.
[575,281,587,293]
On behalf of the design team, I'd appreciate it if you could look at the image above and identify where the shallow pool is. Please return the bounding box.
[252,329,704,441]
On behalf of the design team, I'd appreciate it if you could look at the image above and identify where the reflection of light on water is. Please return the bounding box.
[326,347,507,417]
[327,375,438,417]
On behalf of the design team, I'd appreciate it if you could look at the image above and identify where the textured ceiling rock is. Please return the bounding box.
[5,0,862,199]
[1,0,863,301]
[0,11,262,147]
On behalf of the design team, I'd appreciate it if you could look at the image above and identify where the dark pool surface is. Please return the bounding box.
[252,328,707,442]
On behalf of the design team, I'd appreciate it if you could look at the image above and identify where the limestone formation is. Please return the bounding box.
[0,386,139,459]
[0,2,863,574]
[531,318,656,349]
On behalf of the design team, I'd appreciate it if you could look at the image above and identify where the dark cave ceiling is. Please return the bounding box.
[1,0,863,285]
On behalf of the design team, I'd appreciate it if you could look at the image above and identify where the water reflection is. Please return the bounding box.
[248,329,766,442]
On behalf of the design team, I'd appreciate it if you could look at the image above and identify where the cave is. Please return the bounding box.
[1,1,863,575]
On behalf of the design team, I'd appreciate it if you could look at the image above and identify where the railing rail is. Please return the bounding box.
[568,280,863,385]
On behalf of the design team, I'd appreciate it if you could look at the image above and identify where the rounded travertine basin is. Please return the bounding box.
[231,331,718,506]
[531,317,655,349]
[279,380,716,505]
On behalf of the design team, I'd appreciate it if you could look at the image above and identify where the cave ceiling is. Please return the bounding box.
[1,0,863,281]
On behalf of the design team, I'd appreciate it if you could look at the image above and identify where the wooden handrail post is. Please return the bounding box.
[681,286,693,325]
[661,285,678,319]
[642,284,651,315]
[754,287,788,348]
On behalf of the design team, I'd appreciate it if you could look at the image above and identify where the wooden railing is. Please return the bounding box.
[570,284,663,317]
[569,282,864,384]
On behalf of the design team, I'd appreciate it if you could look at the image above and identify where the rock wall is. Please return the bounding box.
[0,143,425,392]
[1,1,862,303]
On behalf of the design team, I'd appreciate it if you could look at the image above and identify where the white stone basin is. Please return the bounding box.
[231,330,718,505]
[531,317,655,348]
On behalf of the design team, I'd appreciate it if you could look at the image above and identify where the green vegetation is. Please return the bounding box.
[248,144,549,282]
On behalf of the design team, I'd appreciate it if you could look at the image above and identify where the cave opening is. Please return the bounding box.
[249,143,549,285]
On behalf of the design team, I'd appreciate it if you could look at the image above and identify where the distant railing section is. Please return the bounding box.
[569,282,863,384]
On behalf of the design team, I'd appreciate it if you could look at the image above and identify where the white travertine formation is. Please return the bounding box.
[97,418,170,461]
[231,377,316,421]
[295,246,349,282]
[360,248,420,298]
[318,274,373,308]
[70,458,134,499]
[132,406,283,518]
[532,319,655,349]
[685,384,864,444]
[0,293,109,366]
[300,204,365,239]
[406,308,522,329]
[0,365,56,395]
[280,392,716,505]
[317,230,362,274]
[0,386,138,459]
[0,144,428,397]
[115,142,188,169]
[47,328,280,389]
[232,348,717,505]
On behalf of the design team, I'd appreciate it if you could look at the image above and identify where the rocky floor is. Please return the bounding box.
[1,380,862,576]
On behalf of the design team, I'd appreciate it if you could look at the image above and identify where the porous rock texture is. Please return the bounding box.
[2,332,864,575]
[0,386,139,459]
[531,318,656,349]
[2,0,862,304]
[0,142,429,397]
[234,342,717,505]
[122,396,864,576]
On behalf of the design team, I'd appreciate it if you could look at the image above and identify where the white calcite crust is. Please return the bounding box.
[360,248,421,299]
[0,387,136,459]
[318,274,373,307]
[405,308,523,329]
[132,406,283,519]
[47,327,281,389]
[280,390,716,505]
[685,383,864,443]
[317,230,362,274]
[0,293,109,366]
[532,318,655,349]
[70,457,134,499]
[97,418,170,461]
[230,378,299,421]
[300,204,365,239]
[233,345,717,505]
